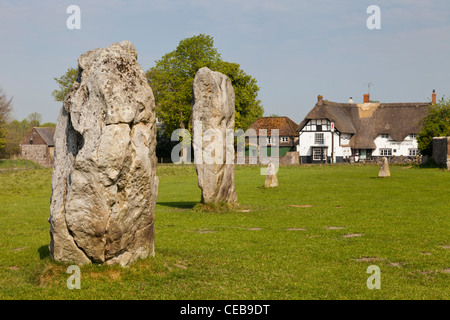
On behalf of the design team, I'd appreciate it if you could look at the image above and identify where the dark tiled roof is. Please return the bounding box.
[298,100,430,149]
[34,127,56,146]
[249,116,298,136]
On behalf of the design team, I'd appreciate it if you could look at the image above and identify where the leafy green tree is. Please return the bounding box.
[146,34,263,136]
[27,112,42,127]
[52,67,78,102]
[40,122,56,128]
[0,88,13,154]
[3,113,48,157]
[215,61,263,131]
[417,97,450,156]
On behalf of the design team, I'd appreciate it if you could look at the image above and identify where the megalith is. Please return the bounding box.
[49,41,159,267]
[192,67,238,204]
[378,157,391,177]
[264,161,278,187]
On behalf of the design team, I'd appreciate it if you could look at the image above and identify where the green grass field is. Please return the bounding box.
[0,164,449,299]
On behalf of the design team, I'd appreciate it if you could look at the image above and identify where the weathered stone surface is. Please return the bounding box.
[264,161,278,187]
[192,67,237,204]
[49,41,158,267]
[378,157,390,177]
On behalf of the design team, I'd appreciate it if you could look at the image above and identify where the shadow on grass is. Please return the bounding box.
[157,201,198,209]
[38,245,50,260]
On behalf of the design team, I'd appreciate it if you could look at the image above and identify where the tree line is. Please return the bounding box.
[0,102,56,158]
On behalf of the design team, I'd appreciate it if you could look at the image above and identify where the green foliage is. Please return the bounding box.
[40,122,56,128]
[146,34,263,137]
[2,113,45,157]
[51,67,78,102]
[417,97,450,156]
[0,88,13,154]
[215,61,263,131]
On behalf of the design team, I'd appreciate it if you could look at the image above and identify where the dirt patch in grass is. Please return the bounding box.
[342,233,364,238]
[286,228,306,231]
[390,262,402,268]
[354,257,381,262]
[11,247,27,251]
[247,228,262,231]
[33,263,67,288]
[325,226,345,230]
[289,205,313,208]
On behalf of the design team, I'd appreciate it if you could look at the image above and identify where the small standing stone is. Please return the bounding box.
[264,161,278,187]
[378,157,391,177]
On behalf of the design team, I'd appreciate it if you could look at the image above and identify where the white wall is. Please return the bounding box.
[297,130,352,159]
[373,135,418,157]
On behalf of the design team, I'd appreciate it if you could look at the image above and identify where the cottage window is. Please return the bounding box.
[313,148,323,161]
[280,137,289,143]
[381,134,390,139]
[315,133,324,145]
[409,148,419,156]
[380,149,392,156]
[267,136,274,144]
[409,134,417,139]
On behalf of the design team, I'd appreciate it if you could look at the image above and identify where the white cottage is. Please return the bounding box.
[297,92,434,163]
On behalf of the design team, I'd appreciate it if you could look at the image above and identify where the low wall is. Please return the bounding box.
[20,144,53,167]
[432,137,450,169]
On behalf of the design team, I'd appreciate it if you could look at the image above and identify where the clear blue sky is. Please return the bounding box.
[1,0,450,125]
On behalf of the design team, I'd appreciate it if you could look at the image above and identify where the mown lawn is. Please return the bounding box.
[0,164,449,299]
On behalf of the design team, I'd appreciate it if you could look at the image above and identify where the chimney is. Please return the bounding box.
[317,95,323,103]
[432,89,436,104]
[363,93,370,103]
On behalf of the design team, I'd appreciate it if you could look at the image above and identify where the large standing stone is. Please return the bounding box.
[378,157,391,177]
[192,67,238,204]
[49,41,159,267]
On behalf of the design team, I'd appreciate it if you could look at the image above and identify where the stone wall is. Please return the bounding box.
[432,137,450,169]
[20,144,53,167]
[280,151,300,165]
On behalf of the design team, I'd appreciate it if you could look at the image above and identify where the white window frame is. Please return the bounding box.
[381,134,390,139]
[409,134,417,139]
[267,136,274,144]
[409,148,419,156]
[380,148,392,156]
[315,133,324,145]
[313,148,322,161]
[280,136,289,143]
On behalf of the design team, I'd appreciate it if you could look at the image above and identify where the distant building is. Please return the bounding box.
[297,92,434,163]
[20,127,56,167]
[248,116,299,157]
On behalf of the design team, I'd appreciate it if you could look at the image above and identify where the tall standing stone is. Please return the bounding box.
[49,41,159,267]
[192,67,238,204]
[378,157,391,177]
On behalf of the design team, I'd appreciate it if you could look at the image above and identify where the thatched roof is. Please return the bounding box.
[249,116,298,136]
[298,100,430,149]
